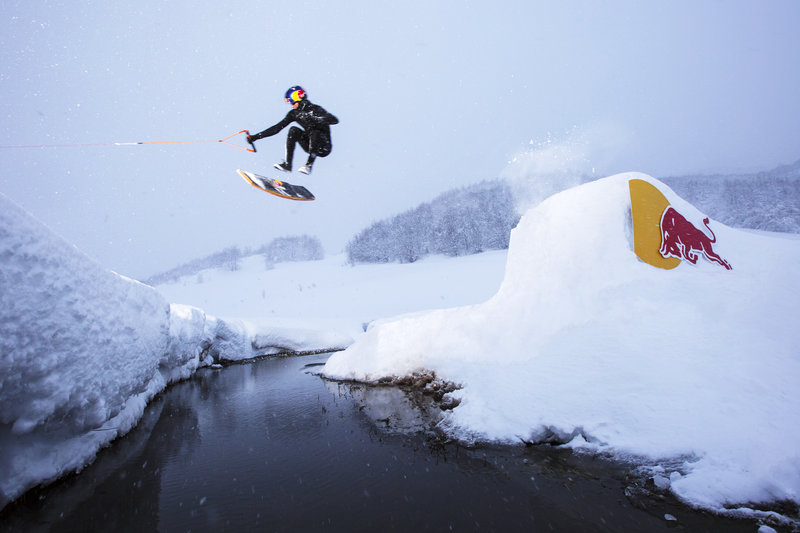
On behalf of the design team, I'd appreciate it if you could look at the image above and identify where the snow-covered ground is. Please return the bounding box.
[2,173,799,526]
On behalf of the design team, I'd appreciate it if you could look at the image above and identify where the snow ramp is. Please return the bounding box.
[323,172,800,517]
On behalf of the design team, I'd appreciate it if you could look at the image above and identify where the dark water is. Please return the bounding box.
[1,354,757,532]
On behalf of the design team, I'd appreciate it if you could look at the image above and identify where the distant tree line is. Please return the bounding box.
[662,159,800,233]
[257,235,324,264]
[344,159,799,266]
[146,235,323,285]
[346,179,520,264]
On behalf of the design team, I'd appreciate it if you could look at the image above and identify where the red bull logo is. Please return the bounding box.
[629,178,732,271]
[286,89,306,103]
[659,207,732,270]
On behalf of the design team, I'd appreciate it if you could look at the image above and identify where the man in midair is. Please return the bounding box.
[247,86,339,175]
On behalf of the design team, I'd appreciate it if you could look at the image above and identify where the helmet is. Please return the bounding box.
[285,86,307,104]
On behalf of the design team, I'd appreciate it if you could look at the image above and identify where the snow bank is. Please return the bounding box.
[0,192,348,509]
[323,172,800,514]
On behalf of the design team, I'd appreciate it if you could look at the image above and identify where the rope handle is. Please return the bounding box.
[1,130,257,153]
[243,130,257,153]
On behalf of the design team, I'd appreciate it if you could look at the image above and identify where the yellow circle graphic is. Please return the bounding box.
[628,179,681,270]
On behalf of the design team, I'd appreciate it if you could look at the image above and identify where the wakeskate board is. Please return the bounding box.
[237,169,315,201]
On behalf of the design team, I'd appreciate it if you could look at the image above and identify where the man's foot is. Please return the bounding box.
[274,161,292,172]
[298,164,313,175]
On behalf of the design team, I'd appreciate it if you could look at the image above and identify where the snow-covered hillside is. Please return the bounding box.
[0,193,349,509]
[324,173,800,520]
[663,158,800,234]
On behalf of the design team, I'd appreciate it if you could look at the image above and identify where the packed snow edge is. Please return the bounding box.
[0,192,350,510]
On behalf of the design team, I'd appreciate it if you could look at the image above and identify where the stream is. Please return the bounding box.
[0,353,757,532]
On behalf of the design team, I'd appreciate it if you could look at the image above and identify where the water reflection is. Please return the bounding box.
[0,381,201,533]
[322,379,444,436]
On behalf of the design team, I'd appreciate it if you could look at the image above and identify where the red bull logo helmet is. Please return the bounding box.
[285,86,306,104]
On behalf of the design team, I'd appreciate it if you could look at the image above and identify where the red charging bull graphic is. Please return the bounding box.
[659,207,732,270]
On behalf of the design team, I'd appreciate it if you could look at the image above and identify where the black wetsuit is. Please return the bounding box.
[249,99,339,168]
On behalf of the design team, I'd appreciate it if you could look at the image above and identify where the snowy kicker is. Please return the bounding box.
[323,172,800,520]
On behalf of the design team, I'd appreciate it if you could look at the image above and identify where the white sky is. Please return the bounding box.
[1,0,799,279]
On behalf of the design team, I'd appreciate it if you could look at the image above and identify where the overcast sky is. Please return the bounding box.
[2,1,799,279]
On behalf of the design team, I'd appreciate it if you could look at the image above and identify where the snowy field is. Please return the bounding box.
[155,248,508,340]
[2,173,799,528]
